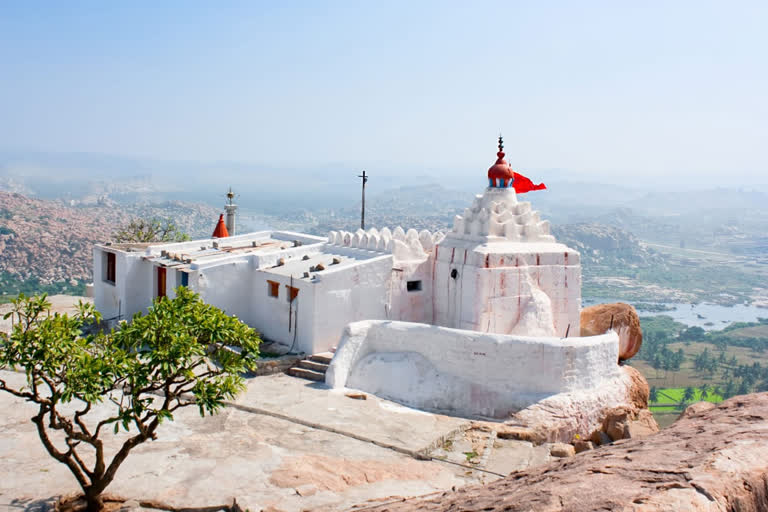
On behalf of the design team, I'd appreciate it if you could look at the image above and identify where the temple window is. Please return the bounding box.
[267,280,280,298]
[103,252,116,284]
[407,280,422,292]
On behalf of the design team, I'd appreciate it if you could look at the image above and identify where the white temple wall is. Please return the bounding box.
[433,244,478,329]
[122,258,155,320]
[194,258,255,325]
[250,269,316,353]
[93,248,155,323]
[326,320,621,418]
[309,255,393,354]
[433,239,581,336]
[386,257,434,324]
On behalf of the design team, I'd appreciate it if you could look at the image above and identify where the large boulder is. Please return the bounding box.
[622,364,650,409]
[581,302,642,361]
[374,393,768,511]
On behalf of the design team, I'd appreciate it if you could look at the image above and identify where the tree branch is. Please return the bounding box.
[32,407,90,490]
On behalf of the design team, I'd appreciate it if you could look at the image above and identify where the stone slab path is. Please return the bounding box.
[0,369,565,512]
[0,371,482,512]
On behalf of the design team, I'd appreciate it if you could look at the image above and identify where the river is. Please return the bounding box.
[583,298,767,330]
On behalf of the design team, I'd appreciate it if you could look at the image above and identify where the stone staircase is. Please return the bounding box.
[288,352,334,382]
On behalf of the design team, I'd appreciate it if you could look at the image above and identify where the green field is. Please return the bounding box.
[632,316,768,428]
[649,386,723,412]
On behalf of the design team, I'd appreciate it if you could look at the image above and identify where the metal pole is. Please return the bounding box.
[358,170,368,229]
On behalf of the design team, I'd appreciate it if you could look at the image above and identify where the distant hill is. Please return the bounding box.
[0,192,219,296]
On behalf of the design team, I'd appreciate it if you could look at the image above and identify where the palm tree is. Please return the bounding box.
[698,384,710,401]
[649,386,659,404]
[683,386,695,403]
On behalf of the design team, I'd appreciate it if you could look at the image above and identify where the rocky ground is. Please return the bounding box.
[363,393,768,511]
[0,365,659,512]
[0,192,219,286]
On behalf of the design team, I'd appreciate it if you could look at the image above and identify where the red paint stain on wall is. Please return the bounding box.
[484,254,490,268]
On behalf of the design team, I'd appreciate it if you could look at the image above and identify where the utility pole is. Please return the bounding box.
[358,170,368,229]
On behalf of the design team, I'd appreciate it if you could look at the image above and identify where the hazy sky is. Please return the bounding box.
[1,1,766,181]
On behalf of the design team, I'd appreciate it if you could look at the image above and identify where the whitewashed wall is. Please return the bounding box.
[250,269,315,354]
[327,320,620,418]
[93,248,155,323]
[194,257,255,324]
[309,254,393,354]
[433,242,581,337]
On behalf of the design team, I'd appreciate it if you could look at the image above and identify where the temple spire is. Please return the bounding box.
[498,134,504,153]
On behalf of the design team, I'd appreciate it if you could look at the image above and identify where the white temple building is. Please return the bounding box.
[93,138,582,357]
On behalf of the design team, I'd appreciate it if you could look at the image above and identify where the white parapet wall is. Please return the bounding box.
[326,320,620,419]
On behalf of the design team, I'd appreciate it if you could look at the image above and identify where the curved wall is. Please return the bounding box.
[326,320,620,418]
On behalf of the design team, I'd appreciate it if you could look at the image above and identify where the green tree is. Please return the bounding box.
[649,386,658,403]
[683,386,695,403]
[698,384,710,401]
[0,288,260,511]
[113,217,190,243]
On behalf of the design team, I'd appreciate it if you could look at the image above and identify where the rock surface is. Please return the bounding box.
[511,365,650,444]
[581,302,643,361]
[358,393,768,512]
[548,443,575,458]
[621,364,650,409]
[601,405,659,442]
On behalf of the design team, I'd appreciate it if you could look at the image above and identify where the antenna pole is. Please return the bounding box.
[358,170,368,229]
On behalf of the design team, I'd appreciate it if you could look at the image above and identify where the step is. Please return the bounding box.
[299,360,329,372]
[287,367,326,382]
[310,352,334,365]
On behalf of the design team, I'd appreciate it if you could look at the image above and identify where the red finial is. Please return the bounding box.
[488,135,514,187]
[212,214,229,238]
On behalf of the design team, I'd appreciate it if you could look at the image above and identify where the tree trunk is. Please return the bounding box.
[85,490,104,512]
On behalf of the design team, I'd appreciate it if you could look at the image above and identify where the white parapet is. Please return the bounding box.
[326,320,620,419]
[327,226,444,263]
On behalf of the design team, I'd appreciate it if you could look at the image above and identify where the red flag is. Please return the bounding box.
[513,172,546,194]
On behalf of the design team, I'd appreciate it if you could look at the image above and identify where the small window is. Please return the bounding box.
[407,280,422,292]
[177,270,189,288]
[104,252,116,284]
[286,285,299,302]
[157,267,167,298]
[267,280,280,298]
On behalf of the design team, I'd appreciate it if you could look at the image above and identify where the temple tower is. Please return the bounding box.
[432,137,581,337]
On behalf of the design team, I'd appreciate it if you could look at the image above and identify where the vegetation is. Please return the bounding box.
[633,302,676,313]
[635,316,768,407]
[0,288,260,511]
[113,217,190,243]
